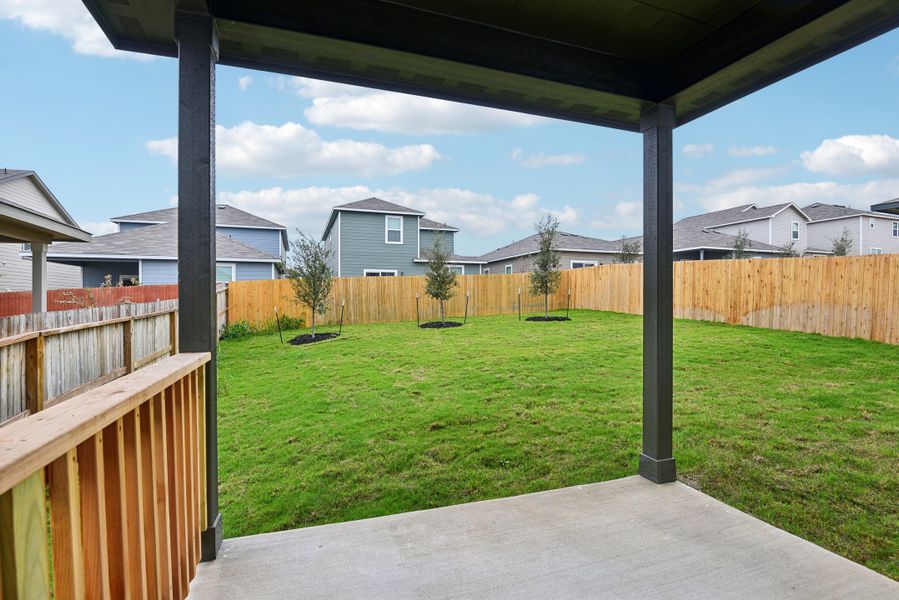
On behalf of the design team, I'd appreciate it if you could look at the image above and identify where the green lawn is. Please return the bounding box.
[217,310,898,579]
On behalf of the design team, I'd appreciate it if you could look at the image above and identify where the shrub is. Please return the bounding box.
[277,315,305,330]
[220,320,253,340]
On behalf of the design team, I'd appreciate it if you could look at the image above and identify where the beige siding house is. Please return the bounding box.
[0,170,85,293]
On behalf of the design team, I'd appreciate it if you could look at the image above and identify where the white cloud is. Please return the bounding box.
[270,76,545,135]
[683,143,714,158]
[706,167,786,189]
[590,201,642,232]
[727,146,778,157]
[801,134,899,177]
[218,185,576,237]
[147,121,441,177]
[238,76,253,91]
[689,179,899,212]
[0,0,148,59]
[77,220,118,236]
[511,148,586,168]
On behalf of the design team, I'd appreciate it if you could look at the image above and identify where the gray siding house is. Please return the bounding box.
[479,232,626,274]
[804,202,899,256]
[42,205,286,286]
[322,198,484,277]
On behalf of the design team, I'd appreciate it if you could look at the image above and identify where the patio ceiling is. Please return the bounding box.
[82,0,899,130]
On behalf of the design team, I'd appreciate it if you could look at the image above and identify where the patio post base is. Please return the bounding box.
[201,512,223,561]
[639,454,676,483]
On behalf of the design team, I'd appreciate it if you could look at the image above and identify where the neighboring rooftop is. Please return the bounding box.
[112,205,286,230]
[0,168,32,184]
[333,198,425,215]
[871,198,899,215]
[674,203,807,232]
[46,221,279,261]
[803,202,899,221]
[419,217,459,231]
[479,231,622,263]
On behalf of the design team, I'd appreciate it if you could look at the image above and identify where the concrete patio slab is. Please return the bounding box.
[188,476,897,599]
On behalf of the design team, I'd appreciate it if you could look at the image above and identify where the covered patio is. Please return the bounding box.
[2,1,896,598]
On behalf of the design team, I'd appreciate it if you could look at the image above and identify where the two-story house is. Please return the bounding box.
[40,205,286,286]
[321,198,484,276]
[804,202,899,256]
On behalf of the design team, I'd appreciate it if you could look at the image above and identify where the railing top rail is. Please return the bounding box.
[0,352,209,495]
[0,308,177,344]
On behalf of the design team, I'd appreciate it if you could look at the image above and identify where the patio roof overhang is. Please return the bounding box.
[80,0,899,563]
[83,0,899,130]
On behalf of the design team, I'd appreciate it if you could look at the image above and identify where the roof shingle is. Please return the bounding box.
[112,205,286,229]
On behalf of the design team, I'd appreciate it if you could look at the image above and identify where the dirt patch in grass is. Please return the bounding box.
[288,332,339,345]
[525,316,571,322]
[419,321,464,329]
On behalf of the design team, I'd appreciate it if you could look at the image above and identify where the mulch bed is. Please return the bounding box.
[419,321,464,329]
[525,316,571,322]
[288,332,339,345]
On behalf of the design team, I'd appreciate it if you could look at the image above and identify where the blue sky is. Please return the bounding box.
[1,2,898,256]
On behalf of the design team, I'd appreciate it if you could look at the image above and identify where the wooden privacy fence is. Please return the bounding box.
[227,255,898,345]
[0,284,179,318]
[0,352,209,599]
[0,302,179,426]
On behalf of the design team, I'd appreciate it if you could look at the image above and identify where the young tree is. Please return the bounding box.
[616,237,642,264]
[529,215,562,318]
[731,229,751,259]
[424,233,458,322]
[288,232,334,339]
[775,240,799,258]
[831,227,853,256]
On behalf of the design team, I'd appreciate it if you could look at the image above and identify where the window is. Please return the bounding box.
[483,268,490,275]
[363,269,398,277]
[385,215,403,244]
[893,222,898,237]
[869,218,875,229]
[791,221,800,240]
[869,248,883,255]
[504,264,513,274]
[216,263,236,282]
[448,265,464,275]
[570,260,598,269]
[21,242,31,252]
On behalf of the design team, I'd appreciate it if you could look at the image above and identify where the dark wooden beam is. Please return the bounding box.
[639,104,676,484]
[175,10,222,560]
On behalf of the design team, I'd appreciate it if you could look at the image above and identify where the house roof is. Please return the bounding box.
[871,198,899,215]
[333,198,424,215]
[44,221,280,262]
[803,202,899,222]
[82,1,899,131]
[674,203,807,231]
[112,204,286,229]
[0,169,92,243]
[479,231,622,263]
[419,217,459,231]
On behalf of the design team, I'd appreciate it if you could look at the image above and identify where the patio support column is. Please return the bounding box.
[31,242,48,313]
[639,104,676,484]
[175,10,222,560]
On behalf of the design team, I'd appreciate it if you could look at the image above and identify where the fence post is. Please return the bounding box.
[169,311,178,355]
[123,319,134,374]
[24,335,45,414]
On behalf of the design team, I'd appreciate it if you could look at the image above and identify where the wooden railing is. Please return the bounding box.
[0,309,178,425]
[0,352,209,599]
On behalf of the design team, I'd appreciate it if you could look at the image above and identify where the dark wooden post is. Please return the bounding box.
[639,104,676,484]
[175,10,222,560]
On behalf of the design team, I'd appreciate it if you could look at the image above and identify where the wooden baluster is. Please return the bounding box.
[185,371,198,573]
[139,399,162,600]
[49,449,86,599]
[198,367,207,529]
[102,420,131,598]
[169,311,178,356]
[0,471,50,598]
[78,433,112,600]
[24,335,45,414]
[164,384,188,598]
[192,370,202,561]
[175,378,195,577]
[152,394,174,600]
[122,409,148,599]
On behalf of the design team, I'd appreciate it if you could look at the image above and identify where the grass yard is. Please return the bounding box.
[217,310,899,579]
